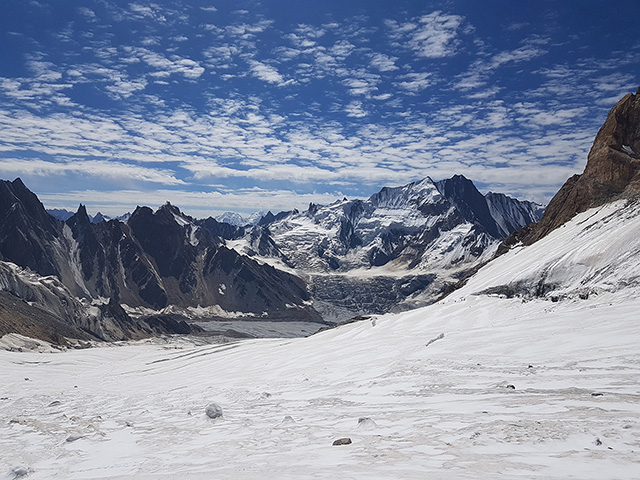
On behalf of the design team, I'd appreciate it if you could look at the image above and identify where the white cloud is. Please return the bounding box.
[78,7,96,19]
[248,60,290,86]
[454,42,547,92]
[0,158,184,185]
[387,12,464,58]
[396,72,432,93]
[344,101,367,118]
[369,53,398,72]
[134,48,205,79]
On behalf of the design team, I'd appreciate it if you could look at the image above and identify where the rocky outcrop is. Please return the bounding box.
[0,261,201,344]
[516,87,640,245]
[0,178,62,277]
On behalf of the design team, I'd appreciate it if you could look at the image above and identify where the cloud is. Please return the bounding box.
[248,60,291,86]
[344,101,367,118]
[133,48,205,79]
[369,53,398,72]
[396,72,432,93]
[0,158,184,185]
[454,41,547,92]
[387,12,464,58]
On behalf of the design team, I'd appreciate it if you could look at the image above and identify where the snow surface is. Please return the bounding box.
[2,200,640,479]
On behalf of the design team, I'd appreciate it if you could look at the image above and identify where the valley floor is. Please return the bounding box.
[2,291,639,479]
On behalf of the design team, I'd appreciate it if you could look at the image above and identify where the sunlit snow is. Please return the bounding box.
[2,200,640,479]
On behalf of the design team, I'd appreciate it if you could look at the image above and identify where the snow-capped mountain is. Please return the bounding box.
[247,175,541,273]
[215,210,266,226]
[231,175,542,319]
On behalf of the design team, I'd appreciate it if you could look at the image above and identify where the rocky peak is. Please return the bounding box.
[369,177,441,209]
[435,175,502,238]
[92,212,107,223]
[67,204,92,228]
[515,88,640,245]
[1,178,59,232]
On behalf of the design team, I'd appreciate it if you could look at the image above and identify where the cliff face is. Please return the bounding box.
[515,88,640,246]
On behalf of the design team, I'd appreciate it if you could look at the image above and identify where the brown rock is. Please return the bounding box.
[517,87,640,246]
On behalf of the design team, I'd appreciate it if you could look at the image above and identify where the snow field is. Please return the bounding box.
[2,200,640,479]
[2,292,639,479]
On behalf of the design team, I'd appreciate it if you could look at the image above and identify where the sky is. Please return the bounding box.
[0,0,638,218]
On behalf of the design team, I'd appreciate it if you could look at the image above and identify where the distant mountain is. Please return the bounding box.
[230,175,542,320]
[47,208,75,221]
[47,207,131,224]
[215,210,266,226]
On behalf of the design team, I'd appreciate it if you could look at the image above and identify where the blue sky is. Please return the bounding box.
[1,0,638,217]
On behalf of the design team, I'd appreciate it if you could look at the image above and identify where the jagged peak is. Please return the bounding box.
[76,203,88,216]
[11,177,27,189]
[92,212,107,223]
[158,201,181,214]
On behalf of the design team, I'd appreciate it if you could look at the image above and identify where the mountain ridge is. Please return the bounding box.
[507,87,640,247]
[229,175,542,319]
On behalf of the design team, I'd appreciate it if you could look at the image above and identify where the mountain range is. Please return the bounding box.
[0,172,539,341]
[228,175,542,319]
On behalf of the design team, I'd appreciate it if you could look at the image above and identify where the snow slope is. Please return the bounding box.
[1,200,639,479]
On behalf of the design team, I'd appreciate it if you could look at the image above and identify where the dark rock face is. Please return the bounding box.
[0,178,62,277]
[197,216,245,240]
[0,261,202,344]
[0,181,321,339]
[436,175,502,238]
[0,290,93,346]
[518,88,640,245]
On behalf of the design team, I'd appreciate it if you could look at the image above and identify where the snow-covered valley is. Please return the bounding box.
[2,200,639,479]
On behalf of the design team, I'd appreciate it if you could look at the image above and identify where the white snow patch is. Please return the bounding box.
[61,224,91,296]
[188,225,199,246]
[172,212,190,227]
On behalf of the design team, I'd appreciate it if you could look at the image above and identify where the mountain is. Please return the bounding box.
[507,87,640,246]
[230,175,542,320]
[0,183,321,341]
[48,207,129,223]
[0,175,539,338]
[215,210,266,226]
[0,260,199,343]
[46,208,75,221]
